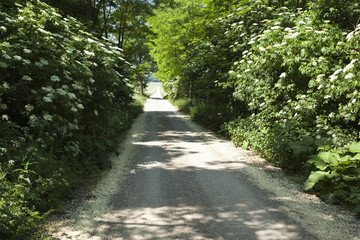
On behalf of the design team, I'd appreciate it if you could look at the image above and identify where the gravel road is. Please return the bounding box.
[49,88,360,240]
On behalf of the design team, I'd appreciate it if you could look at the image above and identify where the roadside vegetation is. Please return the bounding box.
[0,0,153,238]
[149,0,360,216]
[1,0,359,238]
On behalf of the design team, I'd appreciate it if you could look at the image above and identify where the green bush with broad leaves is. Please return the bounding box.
[303,142,360,215]
[0,1,141,238]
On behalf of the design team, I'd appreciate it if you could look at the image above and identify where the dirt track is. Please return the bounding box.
[49,88,359,240]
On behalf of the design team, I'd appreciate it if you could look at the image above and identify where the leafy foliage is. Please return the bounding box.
[149,0,360,213]
[0,1,142,238]
[303,142,360,215]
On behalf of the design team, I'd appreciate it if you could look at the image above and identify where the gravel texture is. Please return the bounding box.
[47,88,360,240]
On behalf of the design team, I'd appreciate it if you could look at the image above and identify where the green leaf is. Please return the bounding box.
[303,171,338,191]
[316,152,340,165]
[347,142,360,153]
[350,153,360,161]
[94,140,106,151]
[242,140,249,150]
[308,157,327,170]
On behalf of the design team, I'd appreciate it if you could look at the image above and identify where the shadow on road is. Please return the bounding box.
[92,99,318,240]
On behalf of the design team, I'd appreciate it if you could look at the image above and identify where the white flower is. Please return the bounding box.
[329,75,338,82]
[345,73,354,79]
[25,104,34,111]
[332,69,343,75]
[347,32,354,41]
[0,62,8,68]
[271,26,281,30]
[56,88,66,95]
[351,98,357,104]
[50,75,60,82]
[295,105,301,110]
[344,59,357,72]
[67,92,76,99]
[298,20,306,25]
[260,102,266,107]
[318,84,323,90]
[22,75,32,81]
[245,69,251,73]
[228,70,234,74]
[279,72,286,78]
[248,40,255,45]
[43,96,52,102]
[248,60,253,64]
[259,46,266,51]
[329,112,335,118]
[13,55,22,61]
[2,42,11,48]
[350,59,358,65]
[316,74,325,82]
[84,50,95,56]
[37,28,50,35]
[288,32,300,39]
[43,114,53,121]
[237,74,241,78]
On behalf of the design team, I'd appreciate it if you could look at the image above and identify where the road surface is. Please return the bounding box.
[49,87,359,240]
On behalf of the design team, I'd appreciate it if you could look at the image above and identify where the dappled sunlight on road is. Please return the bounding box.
[48,87,359,240]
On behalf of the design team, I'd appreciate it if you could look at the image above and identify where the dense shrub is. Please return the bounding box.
[172,98,231,132]
[0,1,141,238]
[150,0,360,213]
[303,142,360,215]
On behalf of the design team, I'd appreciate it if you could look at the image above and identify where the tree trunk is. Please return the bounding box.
[139,74,144,96]
[86,0,92,26]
